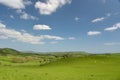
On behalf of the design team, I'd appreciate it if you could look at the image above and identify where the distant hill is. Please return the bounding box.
[0,48,20,55]
[0,48,90,56]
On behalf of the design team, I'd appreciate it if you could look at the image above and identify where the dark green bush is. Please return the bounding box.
[0,62,2,65]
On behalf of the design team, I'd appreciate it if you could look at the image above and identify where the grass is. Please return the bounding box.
[0,54,120,80]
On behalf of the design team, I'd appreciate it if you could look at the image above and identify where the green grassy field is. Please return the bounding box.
[0,53,120,80]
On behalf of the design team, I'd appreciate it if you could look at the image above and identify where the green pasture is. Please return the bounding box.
[0,54,120,80]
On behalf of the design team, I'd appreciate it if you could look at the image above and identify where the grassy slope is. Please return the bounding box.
[0,54,120,80]
[0,48,20,56]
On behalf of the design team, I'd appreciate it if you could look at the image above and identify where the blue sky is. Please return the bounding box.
[0,0,120,53]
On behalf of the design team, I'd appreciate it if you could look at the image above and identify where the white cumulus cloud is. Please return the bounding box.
[0,35,8,39]
[0,0,32,9]
[104,22,120,31]
[91,17,105,23]
[87,31,101,36]
[106,13,111,17]
[10,15,14,19]
[0,23,64,44]
[75,17,80,21]
[16,10,37,20]
[42,35,64,40]
[33,24,51,30]
[50,41,58,44]
[0,23,6,28]
[35,0,72,15]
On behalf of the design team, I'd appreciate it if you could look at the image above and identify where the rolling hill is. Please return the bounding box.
[0,48,20,55]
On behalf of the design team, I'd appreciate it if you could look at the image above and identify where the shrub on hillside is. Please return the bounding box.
[25,56,39,61]
[12,57,27,63]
